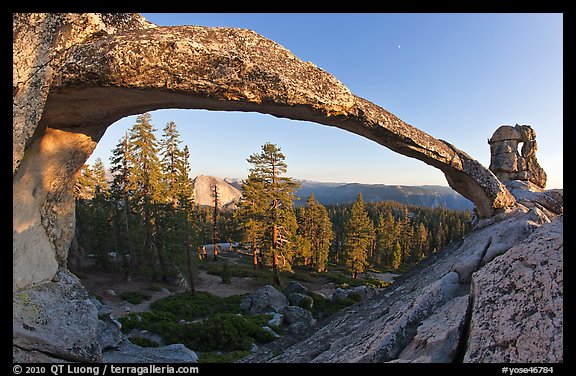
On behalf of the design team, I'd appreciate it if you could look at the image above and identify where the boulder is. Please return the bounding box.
[288,292,314,310]
[13,270,102,362]
[281,306,316,336]
[285,281,309,296]
[488,124,547,188]
[332,285,378,302]
[241,285,289,315]
[267,313,284,327]
[103,341,198,363]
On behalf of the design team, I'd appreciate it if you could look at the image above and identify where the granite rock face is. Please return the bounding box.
[464,216,563,363]
[489,124,547,188]
[103,341,198,363]
[13,270,102,362]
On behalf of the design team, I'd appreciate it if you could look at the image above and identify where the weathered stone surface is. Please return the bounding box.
[489,124,547,188]
[39,18,513,219]
[285,281,310,296]
[332,285,378,301]
[505,180,563,219]
[13,270,102,362]
[288,292,314,310]
[396,295,469,363]
[13,13,155,176]
[13,12,561,363]
[281,306,316,335]
[241,285,289,315]
[464,216,563,363]
[103,341,198,363]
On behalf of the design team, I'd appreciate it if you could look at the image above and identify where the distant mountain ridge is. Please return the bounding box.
[202,177,473,211]
[294,180,474,210]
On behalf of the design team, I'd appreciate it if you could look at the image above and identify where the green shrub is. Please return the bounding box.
[120,291,151,305]
[347,292,363,302]
[308,292,357,320]
[90,292,104,304]
[221,262,232,284]
[128,336,159,347]
[178,313,277,352]
[118,311,177,334]
[363,278,392,289]
[150,291,242,321]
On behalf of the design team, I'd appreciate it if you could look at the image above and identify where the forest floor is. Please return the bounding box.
[79,250,398,319]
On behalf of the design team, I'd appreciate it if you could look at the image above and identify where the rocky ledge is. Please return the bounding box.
[242,190,562,363]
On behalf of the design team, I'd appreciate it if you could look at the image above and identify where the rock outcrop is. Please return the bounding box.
[464,216,563,363]
[13,13,561,363]
[192,175,242,209]
[489,124,547,188]
[243,209,563,363]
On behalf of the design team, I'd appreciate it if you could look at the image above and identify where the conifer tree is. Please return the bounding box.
[160,121,184,208]
[128,112,164,280]
[298,193,333,272]
[343,193,375,279]
[391,240,402,270]
[241,142,300,285]
[237,173,267,270]
[212,184,220,261]
[109,133,138,280]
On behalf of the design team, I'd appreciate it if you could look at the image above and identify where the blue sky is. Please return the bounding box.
[88,13,563,189]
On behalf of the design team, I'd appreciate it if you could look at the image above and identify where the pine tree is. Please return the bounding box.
[74,164,95,200]
[91,158,109,192]
[391,241,402,270]
[109,133,138,280]
[237,173,267,270]
[212,184,220,261]
[298,193,333,272]
[415,222,429,260]
[343,193,375,279]
[241,142,300,285]
[159,121,184,208]
[128,112,164,280]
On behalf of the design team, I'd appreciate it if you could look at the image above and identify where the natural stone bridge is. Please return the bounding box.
[15,13,561,363]
[13,13,515,291]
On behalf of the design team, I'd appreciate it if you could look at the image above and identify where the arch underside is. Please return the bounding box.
[40,25,514,219]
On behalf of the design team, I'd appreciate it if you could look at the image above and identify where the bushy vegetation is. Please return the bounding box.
[150,291,242,320]
[307,292,358,321]
[178,313,277,352]
[118,291,277,360]
[120,291,151,304]
[128,336,159,347]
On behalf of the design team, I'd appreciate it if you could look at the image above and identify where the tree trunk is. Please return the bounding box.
[253,247,258,270]
[186,246,196,295]
[123,195,136,282]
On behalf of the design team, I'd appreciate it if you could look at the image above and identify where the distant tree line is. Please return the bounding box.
[72,113,472,287]
[327,197,471,275]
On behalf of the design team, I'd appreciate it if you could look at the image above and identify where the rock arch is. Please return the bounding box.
[14,13,516,291]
